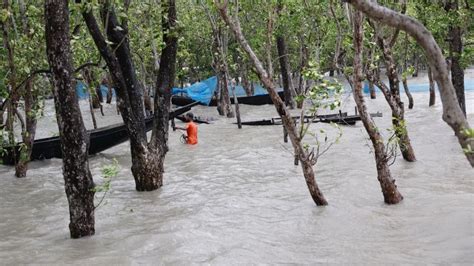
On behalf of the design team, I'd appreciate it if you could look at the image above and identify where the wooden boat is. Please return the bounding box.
[172,91,285,106]
[1,102,199,165]
[239,112,382,126]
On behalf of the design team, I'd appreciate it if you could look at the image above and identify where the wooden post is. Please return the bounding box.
[231,81,242,129]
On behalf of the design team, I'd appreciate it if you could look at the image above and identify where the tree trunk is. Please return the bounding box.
[352,9,403,204]
[428,65,436,106]
[237,58,253,96]
[143,87,153,116]
[329,0,343,75]
[145,0,179,190]
[241,70,253,96]
[83,3,163,191]
[296,38,309,108]
[45,0,95,238]
[348,0,473,166]
[213,26,234,118]
[216,69,234,118]
[368,80,376,99]
[275,0,295,108]
[266,9,274,79]
[402,77,414,109]
[445,0,466,116]
[231,83,242,129]
[412,55,419,77]
[402,33,414,109]
[1,0,18,148]
[15,80,38,177]
[218,4,328,206]
[88,94,98,129]
[96,86,104,103]
[375,26,416,162]
[276,35,296,109]
[83,68,98,129]
[105,74,113,104]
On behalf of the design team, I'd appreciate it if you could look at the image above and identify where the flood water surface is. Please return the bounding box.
[0,92,473,264]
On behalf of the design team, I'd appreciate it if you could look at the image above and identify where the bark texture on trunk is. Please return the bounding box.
[347,0,473,166]
[217,3,327,206]
[83,0,178,190]
[45,0,95,238]
[352,9,403,204]
[146,0,179,190]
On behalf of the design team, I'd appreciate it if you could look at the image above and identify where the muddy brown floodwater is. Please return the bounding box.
[0,89,473,264]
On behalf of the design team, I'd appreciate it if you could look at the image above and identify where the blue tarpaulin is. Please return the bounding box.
[172,76,271,105]
[76,82,115,100]
[172,76,218,105]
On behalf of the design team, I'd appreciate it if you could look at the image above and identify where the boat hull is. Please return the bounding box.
[1,102,198,165]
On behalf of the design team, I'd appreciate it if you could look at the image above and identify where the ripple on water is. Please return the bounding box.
[0,93,473,264]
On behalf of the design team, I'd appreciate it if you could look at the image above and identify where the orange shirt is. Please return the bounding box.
[186,121,198,145]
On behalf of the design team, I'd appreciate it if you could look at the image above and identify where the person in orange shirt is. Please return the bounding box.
[174,112,198,145]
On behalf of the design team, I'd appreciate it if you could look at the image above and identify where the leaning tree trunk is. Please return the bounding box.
[347,0,473,166]
[352,9,403,204]
[445,0,465,116]
[217,3,327,206]
[45,0,95,238]
[428,65,436,106]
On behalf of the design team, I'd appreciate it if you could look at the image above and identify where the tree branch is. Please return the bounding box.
[347,0,473,166]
